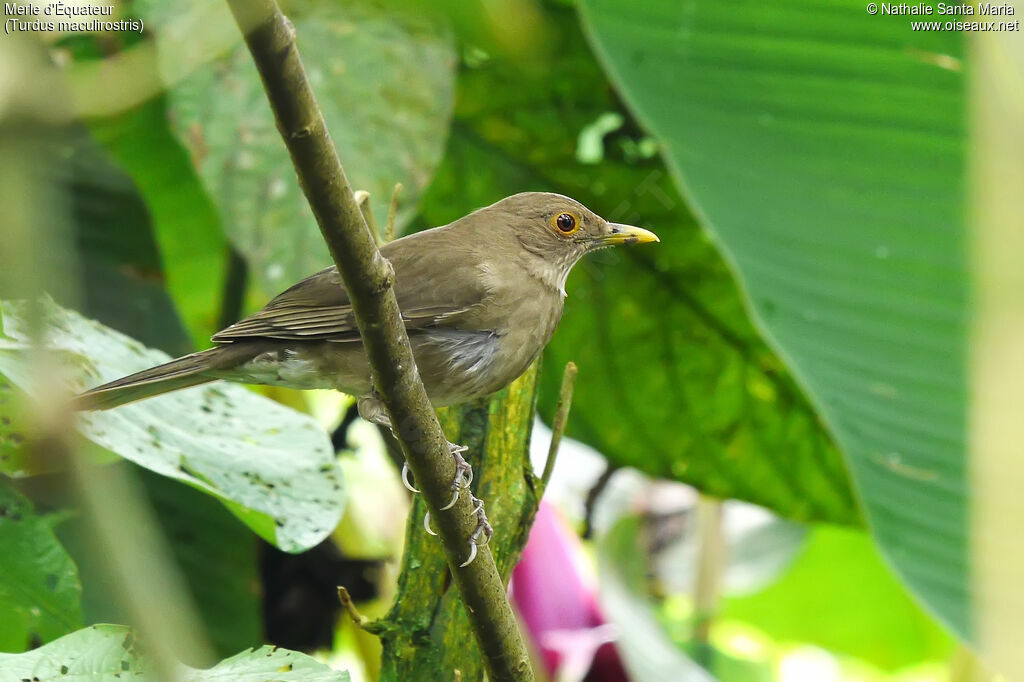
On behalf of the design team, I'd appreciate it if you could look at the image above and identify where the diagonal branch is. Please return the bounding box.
[223,2,533,680]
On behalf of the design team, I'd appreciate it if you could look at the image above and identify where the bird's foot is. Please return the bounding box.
[401,440,474,509]
[423,494,492,567]
[400,461,420,493]
[460,495,493,567]
[442,443,473,509]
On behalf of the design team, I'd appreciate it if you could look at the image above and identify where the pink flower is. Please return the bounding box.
[511,502,628,682]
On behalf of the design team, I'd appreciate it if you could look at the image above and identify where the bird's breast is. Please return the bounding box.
[409,329,502,405]
[411,291,563,406]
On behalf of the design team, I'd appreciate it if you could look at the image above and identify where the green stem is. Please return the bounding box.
[692,495,725,669]
[541,361,577,488]
[223,2,533,679]
[353,190,382,246]
[386,182,402,244]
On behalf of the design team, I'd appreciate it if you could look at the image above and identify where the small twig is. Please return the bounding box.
[581,462,618,540]
[337,586,375,631]
[541,361,577,488]
[386,183,402,244]
[353,190,382,246]
[330,401,360,453]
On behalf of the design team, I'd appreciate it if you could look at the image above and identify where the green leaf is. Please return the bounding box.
[88,98,228,348]
[0,479,82,652]
[579,0,967,637]
[65,126,194,356]
[0,624,350,681]
[414,5,857,524]
[0,298,344,553]
[0,377,30,477]
[141,0,455,296]
[187,643,349,681]
[720,525,952,670]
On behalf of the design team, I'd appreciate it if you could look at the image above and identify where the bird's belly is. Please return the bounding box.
[226,343,372,395]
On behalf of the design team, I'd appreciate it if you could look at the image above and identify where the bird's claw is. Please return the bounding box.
[440,488,459,511]
[401,462,420,493]
[424,511,437,536]
[400,441,472,496]
[459,495,493,568]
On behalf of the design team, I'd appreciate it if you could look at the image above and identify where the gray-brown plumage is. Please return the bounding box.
[77,192,658,414]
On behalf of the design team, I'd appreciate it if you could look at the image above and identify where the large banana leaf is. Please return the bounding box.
[579,0,980,657]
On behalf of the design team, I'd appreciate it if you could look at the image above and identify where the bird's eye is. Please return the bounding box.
[555,213,577,233]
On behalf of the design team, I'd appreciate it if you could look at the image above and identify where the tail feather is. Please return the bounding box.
[75,345,257,411]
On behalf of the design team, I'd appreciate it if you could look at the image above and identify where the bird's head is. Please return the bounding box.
[477,192,659,273]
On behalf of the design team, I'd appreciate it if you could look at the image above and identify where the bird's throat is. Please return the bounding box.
[520,253,576,298]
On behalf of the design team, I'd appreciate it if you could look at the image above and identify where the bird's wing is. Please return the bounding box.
[212,229,488,343]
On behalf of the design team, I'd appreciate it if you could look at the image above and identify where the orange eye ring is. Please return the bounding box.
[554,212,578,234]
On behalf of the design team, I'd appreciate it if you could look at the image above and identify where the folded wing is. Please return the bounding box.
[212,228,489,344]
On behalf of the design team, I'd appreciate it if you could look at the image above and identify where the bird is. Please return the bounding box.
[76,191,658,562]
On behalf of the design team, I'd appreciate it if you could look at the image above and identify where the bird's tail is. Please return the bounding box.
[74,346,252,411]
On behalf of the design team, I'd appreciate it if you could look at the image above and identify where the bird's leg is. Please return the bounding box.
[357,396,474,507]
[357,396,489,565]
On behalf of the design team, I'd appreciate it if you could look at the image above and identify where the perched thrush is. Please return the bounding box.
[78,192,658,561]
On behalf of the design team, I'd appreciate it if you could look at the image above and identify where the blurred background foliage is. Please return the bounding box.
[0,0,1007,680]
